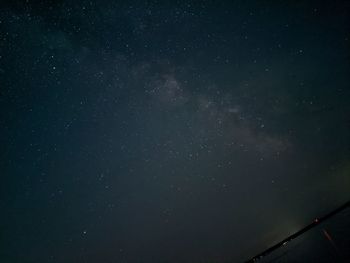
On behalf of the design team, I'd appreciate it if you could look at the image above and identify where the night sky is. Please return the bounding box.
[1,1,350,262]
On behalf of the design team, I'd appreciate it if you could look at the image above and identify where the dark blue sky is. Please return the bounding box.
[1,1,350,262]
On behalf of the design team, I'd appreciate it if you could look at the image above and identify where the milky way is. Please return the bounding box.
[1,1,350,262]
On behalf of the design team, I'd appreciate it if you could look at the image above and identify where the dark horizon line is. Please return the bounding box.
[244,200,350,263]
